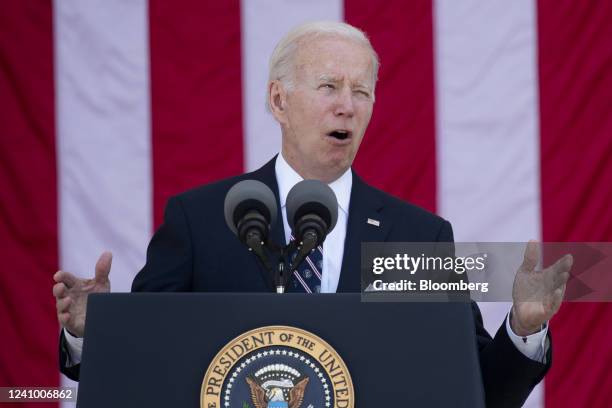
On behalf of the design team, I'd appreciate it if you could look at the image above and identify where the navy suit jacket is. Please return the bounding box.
[60,156,550,407]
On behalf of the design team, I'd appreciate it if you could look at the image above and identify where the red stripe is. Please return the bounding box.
[149,0,244,227]
[345,0,437,213]
[538,1,612,406]
[0,0,58,404]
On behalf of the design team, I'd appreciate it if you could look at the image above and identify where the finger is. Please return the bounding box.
[557,283,566,299]
[553,254,573,272]
[520,240,539,272]
[94,251,113,283]
[551,286,565,313]
[52,282,68,298]
[53,270,79,289]
[58,312,71,326]
[548,254,573,288]
[56,296,71,313]
[543,283,565,312]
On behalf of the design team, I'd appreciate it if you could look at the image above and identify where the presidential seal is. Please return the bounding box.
[201,326,354,408]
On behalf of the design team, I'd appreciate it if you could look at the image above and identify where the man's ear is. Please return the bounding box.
[269,81,287,123]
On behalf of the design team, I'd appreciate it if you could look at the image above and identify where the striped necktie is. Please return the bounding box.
[287,235,322,293]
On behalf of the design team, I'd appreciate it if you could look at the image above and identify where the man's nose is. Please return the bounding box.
[333,87,355,117]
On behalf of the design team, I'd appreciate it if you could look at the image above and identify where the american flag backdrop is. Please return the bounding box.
[1,1,611,407]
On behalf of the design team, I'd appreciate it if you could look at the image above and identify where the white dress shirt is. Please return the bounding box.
[275,153,351,293]
[63,152,548,365]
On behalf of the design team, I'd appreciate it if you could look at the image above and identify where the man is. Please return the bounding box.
[53,21,571,407]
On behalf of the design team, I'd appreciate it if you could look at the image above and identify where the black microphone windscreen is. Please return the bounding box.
[224,180,278,235]
[286,179,338,234]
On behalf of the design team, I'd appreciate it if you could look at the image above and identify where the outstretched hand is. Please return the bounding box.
[53,252,112,338]
[511,241,572,336]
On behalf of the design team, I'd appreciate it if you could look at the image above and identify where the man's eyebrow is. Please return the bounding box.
[318,74,340,82]
[317,75,372,91]
[352,83,373,92]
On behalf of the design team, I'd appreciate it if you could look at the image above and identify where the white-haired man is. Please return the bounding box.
[55,21,571,407]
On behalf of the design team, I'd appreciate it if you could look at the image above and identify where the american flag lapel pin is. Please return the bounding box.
[367,218,380,227]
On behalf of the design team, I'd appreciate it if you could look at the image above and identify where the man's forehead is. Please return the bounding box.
[295,35,369,61]
[293,37,374,82]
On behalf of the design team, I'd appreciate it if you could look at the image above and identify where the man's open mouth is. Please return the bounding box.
[327,130,352,140]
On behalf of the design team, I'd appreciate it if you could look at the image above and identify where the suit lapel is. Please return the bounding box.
[248,155,286,248]
[337,172,391,292]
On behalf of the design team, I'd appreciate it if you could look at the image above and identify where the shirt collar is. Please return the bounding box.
[275,152,352,214]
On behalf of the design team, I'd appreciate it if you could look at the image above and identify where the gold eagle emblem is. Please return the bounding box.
[246,376,309,408]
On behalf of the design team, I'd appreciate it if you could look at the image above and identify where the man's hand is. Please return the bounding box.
[511,241,572,336]
[53,252,112,338]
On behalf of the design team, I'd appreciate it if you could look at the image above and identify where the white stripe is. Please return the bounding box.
[293,271,312,293]
[305,256,322,280]
[289,233,323,280]
[435,1,543,406]
[241,0,343,171]
[54,0,151,399]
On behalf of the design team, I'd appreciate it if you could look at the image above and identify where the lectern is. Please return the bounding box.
[77,293,485,407]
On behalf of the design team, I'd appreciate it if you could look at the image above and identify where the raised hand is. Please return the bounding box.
[511,241,572,336]
[53,252,112,337]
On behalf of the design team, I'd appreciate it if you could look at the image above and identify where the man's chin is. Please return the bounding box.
[315,157,351,182]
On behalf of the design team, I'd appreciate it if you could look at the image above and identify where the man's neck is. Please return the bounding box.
[280,150,346,184]
[275,150,353,215]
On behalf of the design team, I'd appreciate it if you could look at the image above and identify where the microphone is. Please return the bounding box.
[224,180,278,253]
[286,180,338,271]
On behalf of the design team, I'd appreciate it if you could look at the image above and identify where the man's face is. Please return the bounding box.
[272,36,375,182]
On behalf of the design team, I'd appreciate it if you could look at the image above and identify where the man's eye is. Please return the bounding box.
[356,90,370,98]
[320,84,335,90]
